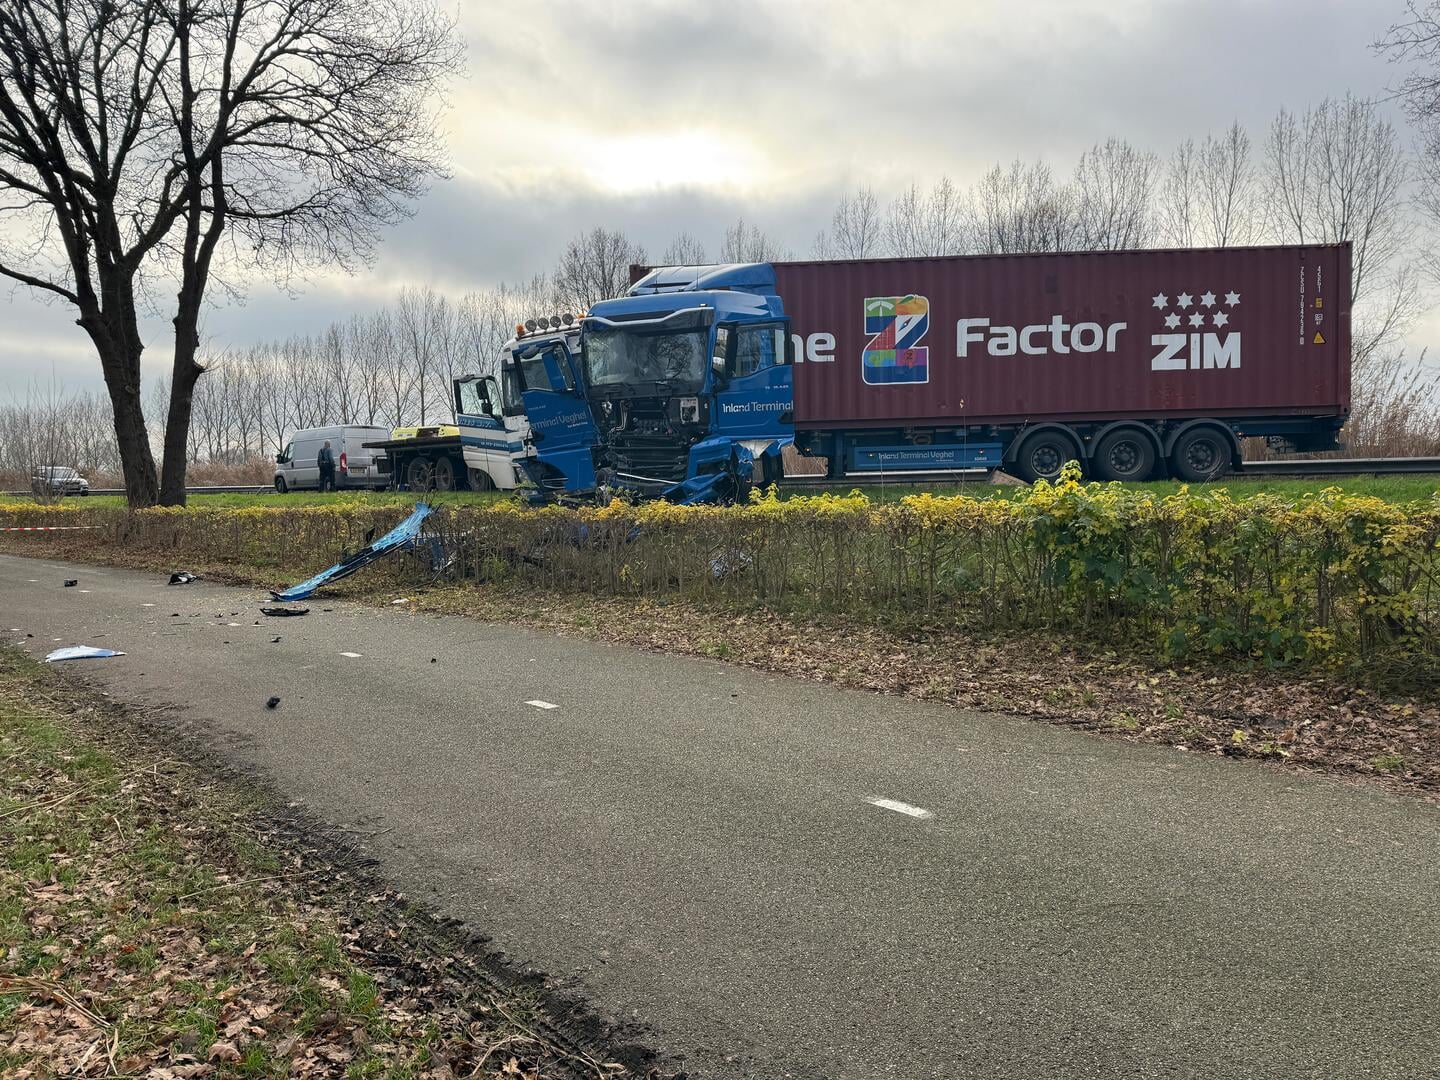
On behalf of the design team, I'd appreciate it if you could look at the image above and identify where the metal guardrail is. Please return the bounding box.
[2,484,271,497]
[1237,456,1440,476]
[779,457,1440,486]
[779,470,993,488]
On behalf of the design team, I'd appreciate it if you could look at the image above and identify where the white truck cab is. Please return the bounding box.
[451,322,582,491]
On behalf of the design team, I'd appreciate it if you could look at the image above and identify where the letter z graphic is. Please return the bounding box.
[863,295,930,385]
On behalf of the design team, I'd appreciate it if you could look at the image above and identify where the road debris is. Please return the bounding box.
[261,606,310,618]
[269,503,434,602]
[44,646,124,662]
[168,570,198,585]
[266,696,281,709]
[62,579,77,587]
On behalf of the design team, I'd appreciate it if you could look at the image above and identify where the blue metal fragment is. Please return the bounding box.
[270,503,435,602]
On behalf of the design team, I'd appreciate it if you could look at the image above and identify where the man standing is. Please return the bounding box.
[317,440,337,492]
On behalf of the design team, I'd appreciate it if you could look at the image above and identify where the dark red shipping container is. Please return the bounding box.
[774,245,1350,430]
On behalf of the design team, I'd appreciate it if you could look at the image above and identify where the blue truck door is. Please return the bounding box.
[714,320,794,442]
[517,340,598,492]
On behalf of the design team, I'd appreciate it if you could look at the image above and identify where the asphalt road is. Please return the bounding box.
[3,553,1438,1079]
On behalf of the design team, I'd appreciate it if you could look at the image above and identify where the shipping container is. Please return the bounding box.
[774,244,1350,430]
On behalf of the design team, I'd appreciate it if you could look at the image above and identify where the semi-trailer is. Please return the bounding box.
[517,244,1350,498]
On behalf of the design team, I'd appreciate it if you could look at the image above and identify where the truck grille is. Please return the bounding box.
[609,436,689,484]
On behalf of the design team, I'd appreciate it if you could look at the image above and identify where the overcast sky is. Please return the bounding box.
[0,0,1424,396]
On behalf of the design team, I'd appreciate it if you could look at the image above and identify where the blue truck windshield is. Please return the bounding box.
[584,327,708,393]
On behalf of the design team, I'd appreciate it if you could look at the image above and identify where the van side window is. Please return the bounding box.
[278,443,293,464]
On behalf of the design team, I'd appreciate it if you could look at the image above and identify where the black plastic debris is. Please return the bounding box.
[271,636,282,643]
[266,696,281,710]
[63,579,77,587]
[260,606,310,617]
[168,571,197,585]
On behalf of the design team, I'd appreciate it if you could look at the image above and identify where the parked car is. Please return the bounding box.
[31,466,90,496]
[273,426,390,492]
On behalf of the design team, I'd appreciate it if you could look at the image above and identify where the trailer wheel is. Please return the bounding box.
[1093,429,1156,483]
[467,466,496,492]
[405,456,434,491]
[1013,431,1078,484]
[1170,427,1230,483]
[432,455,457,492]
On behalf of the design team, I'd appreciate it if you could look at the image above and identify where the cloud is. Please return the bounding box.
[0,0,1431,398]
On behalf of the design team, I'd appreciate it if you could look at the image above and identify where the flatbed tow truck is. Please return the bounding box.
[366,318,581,493]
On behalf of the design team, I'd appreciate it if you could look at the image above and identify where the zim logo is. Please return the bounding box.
[863,295,930,385]
[1150,289,1241,371]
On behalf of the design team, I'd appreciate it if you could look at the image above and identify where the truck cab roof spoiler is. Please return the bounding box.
[628,262,777,296]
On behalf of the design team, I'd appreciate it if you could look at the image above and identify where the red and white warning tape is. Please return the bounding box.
[0,525,105,532]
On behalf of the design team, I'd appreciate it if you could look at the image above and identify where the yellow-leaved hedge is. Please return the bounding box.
[4,470,1439,682]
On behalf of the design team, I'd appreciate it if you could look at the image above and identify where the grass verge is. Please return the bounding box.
[0,648,655,1079]
[12,472,1440,509]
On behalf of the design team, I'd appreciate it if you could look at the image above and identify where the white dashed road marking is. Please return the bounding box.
[340,652,363,658]
[525,700,559,710]
[867,798,934,820]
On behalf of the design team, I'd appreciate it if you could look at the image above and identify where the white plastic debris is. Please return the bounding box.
[44,646,125,662]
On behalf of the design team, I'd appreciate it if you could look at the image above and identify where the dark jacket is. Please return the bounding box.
[317,446,336,471]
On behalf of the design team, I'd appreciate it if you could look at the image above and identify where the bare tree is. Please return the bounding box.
[0,0,460,506]
[1263,95,1409,303]
[396,286,439,424]
[971,160,1079,254]
[661,232,708,264]
[883,178,966,257]
[719,218,789,262]
[1072,138,1159,250]
[1157,140,1200,246]
[1378,3,1440,283]
[816,185,884,258]
[553,227,646,312]
[1197,122,1259,246]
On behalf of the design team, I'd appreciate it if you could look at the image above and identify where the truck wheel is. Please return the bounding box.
[1170,427,1230,483]
[406,457,434,491]
[467,466,496,492]
[432,455,457,492]
[1013,431,1077,484]
[274,476,288,494]
[1093,429,1156,483]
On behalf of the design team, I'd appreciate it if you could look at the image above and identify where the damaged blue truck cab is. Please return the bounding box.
[520,264,794,504]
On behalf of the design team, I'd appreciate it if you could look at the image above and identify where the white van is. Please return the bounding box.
[274,426,390,492]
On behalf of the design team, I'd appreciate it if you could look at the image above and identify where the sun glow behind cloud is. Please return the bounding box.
[573,129,764,194]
